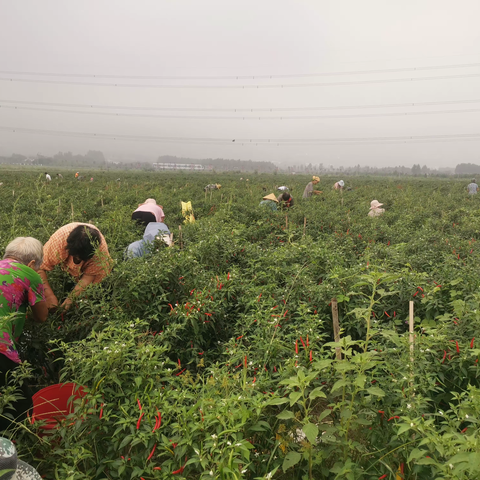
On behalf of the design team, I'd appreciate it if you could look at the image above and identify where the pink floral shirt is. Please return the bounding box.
[0,259,45,363]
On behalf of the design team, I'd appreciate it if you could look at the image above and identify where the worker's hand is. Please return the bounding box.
[45,293,59,311]
[60,297,73,311]
[313,190,323,195]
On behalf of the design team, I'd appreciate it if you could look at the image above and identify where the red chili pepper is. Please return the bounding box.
[168,303,174,311]
[413,291,418,297]
[257,294,262,302]
[306,335,309,347]
[137,399,142,411]
[417,286,423,292]
[244,355,247,368]
[147,443,157,461]
[172,466,184,475]
[379,475,388,479]
[441,350,447,363]
[384,311,390,318]
[456,341,460,354]
[471,338,475,348]
[178,359,181,367]
[295,340,298,354]
[461,427,468,433]
[176,368,186,376]
[99,403,104,420]
[309,350,313,362]
[299,337,306,350]
[153,467,162,471]
[236,335,243,340]
[136,412,144,429]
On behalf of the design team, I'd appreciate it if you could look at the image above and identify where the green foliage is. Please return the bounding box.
[0,169,479,478]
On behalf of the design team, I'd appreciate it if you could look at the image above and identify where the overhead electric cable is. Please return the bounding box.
[1,61,479,80]
[1,72,480,89]
[1,126,480,146]
[3,103,480,120]
[2,98,480,112]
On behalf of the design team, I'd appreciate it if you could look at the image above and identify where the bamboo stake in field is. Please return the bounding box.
[331,298,342,360]
[71,203,74,222]
[179,225,183,249]
[303,217,307,237]
[101,196,104,207]
[409,301,414,359]
[285,215,288,229]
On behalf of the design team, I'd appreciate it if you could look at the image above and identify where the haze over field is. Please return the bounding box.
[1,0,480,168]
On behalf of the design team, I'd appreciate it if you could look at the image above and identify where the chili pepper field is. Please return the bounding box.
[2,169,480,479]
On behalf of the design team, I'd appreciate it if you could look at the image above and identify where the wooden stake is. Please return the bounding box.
[331,298,342,360]
[101,196,104,207]
[71,203,74,221]
[303,217,307,237]
[285,215,288,229]
[409,301,414,358]
[179,225,183,249]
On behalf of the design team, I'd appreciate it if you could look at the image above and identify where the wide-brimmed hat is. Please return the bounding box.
[144,198,157,205]
[339,180,345,187]
[370,199,383,209]
[263,193,279,202]
[0,437,41,479]
[216,184,222,189]
[312,176,320,182]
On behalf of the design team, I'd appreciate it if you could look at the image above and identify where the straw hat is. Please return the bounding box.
[144,198,157,205]
[0,437,41,479]
[370,200,383,209]
[263,193,279,202]
[312,176,320,182]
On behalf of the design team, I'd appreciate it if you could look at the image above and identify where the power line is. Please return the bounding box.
[3,103,480,120]
[2,98,480,113]
[1,125,480,145]
[1,72,480,89]
[1,61,479,80]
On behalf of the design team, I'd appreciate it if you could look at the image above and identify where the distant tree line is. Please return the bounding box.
[454,163,480,175]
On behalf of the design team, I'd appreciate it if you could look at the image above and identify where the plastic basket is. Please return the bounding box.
[31,383,86,430]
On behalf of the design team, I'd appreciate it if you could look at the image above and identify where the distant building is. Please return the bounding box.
[153,163,205,171]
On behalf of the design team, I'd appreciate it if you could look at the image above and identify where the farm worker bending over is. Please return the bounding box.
[368,200,385,217]
[333,180,345,190]
[259,193,278,211]
[45,172,51,181]
[467,178,478,195]
[277,191,294,208]
[302,176,322,198]
[204,184,221,192]
[39,223,113,310]
[0,237,48,429]
[125,223,173,259]
[132,199,165,227]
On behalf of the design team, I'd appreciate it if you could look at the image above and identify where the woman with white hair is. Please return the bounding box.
[131,198,165,227]
[0,237,48,429]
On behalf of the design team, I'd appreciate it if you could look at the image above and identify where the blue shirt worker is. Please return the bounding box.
[125,223,172,259]
[259,193,279,211]
[467,179,478,195]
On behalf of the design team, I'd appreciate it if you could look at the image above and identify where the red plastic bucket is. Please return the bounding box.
[31,383,87,431]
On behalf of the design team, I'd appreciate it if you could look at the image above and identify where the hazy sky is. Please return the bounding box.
[1,0,480,168]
